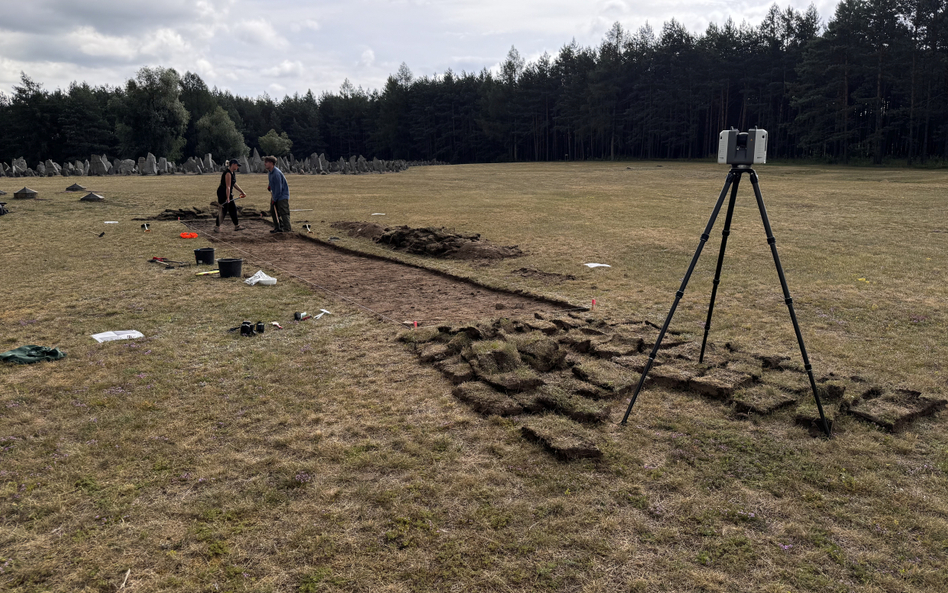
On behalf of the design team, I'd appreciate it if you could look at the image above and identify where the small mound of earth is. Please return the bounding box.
[331,221,523,260]
[331,221,386,240]
[136,205,271,221]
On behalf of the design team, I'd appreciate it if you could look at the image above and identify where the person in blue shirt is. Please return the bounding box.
[264,155,292,233]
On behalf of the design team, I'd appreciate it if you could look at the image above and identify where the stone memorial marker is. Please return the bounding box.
[14,187,37,199]
[89,154,109,176]
[142,153,158,175]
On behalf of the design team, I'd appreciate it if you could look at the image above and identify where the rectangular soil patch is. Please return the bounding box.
[520,416,603,461]
[844,389,947,432]
[452,382,524,416]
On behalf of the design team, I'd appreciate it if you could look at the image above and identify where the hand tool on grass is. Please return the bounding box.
[195,269,220,276]
[314,309,332,320]
[149,257,191,269]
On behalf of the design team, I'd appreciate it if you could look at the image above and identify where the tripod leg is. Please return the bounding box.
[621,170,737,425]
[749,171,832,437]
[699,172,741,362]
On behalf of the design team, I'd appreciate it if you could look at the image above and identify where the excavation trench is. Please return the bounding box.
[190,218,579,326]
[185,219,941,458]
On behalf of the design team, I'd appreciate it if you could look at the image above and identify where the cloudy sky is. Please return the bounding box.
[0,0,841,100]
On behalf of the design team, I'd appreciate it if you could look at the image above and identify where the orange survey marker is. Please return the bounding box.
[180,232,198,239]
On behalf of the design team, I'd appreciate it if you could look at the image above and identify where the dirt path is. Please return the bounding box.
[190,219,578,326]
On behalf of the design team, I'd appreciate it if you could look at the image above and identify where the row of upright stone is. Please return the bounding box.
[1,148,437,178]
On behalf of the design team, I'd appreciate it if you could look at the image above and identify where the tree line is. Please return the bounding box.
[2,0,947,166]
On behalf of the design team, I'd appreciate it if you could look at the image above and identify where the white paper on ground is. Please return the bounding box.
[584,263,611,268]
[104,221,118,224]
[245,270,277,286]
[92,330,144,343]
[371,213,385,215]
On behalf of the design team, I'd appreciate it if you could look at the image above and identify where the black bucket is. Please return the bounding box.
[194,247,215,265]
[218,258,243,278]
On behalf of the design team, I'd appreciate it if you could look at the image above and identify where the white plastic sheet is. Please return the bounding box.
[584,263,611,268]
[92,330,144,343]
[245,270,277,286]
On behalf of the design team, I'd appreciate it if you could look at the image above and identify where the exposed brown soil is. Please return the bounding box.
[331,220,523,260]
[188,218,575,326]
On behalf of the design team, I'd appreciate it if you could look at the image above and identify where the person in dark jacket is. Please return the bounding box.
[216,159,246,232]
[264,155,291,233]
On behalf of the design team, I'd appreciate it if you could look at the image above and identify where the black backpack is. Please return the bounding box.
[0,202,8,216]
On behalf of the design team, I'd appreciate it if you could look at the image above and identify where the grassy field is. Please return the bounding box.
[1,161,946,592]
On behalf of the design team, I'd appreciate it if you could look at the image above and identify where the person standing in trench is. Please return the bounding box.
[216,159,246,232]
[264,156,292,233]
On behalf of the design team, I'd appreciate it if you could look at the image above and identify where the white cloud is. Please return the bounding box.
[193,58,218,79]
[66,27,139,59]
[0,0,843,99]
[231,19,287,49]
[141,28,193,59]
[290,19,320,33]
[264,60,304,78]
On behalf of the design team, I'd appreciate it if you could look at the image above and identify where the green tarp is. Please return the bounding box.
[0,345,67,364]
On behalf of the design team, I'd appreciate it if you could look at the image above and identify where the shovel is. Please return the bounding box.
[149,257,191,269]
[217,195,246,227]
[270,200,288,232]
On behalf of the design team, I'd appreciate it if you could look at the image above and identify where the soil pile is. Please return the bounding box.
[331,221,523,260]
[330,221,386,240]
[138,204,270,221]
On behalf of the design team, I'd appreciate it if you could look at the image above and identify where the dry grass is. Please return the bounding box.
[1,162,947,592]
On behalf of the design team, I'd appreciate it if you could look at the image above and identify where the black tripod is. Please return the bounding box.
[620,165,832,437]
